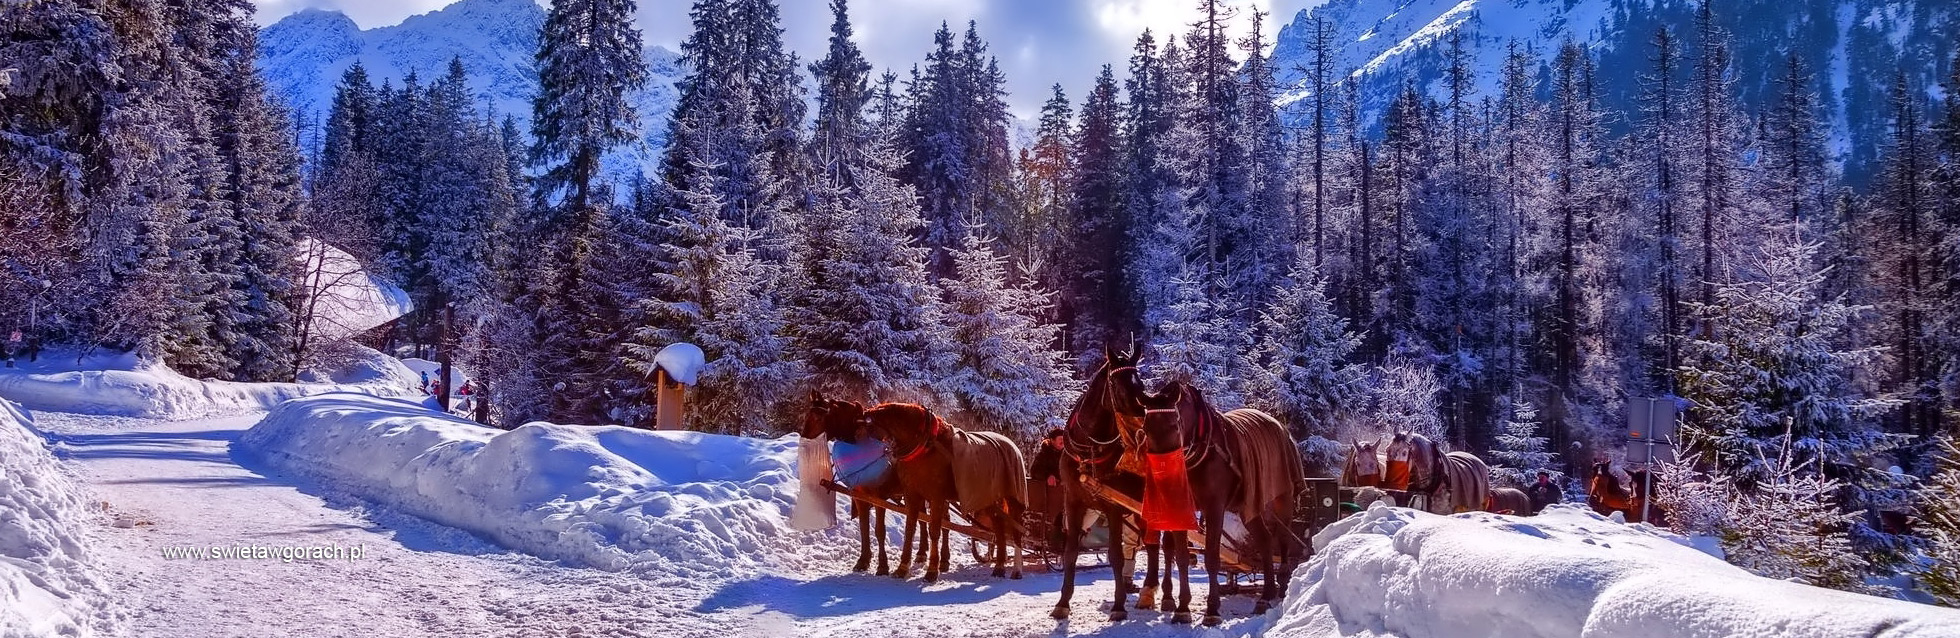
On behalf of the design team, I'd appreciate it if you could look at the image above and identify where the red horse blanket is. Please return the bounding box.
[1141,450,1199,533]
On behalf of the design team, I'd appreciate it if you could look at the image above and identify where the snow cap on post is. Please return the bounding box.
[653,343,706,386]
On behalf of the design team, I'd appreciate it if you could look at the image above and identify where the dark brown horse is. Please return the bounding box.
[1106,363,1306,624]
[1051,346,1147,622]
[861,403,1028,581]
[1341,440,1383,487]
[799,395,904,574]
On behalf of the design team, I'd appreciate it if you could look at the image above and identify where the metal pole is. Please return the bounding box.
[1640,438,1653,524]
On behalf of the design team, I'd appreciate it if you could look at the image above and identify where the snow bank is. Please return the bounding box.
[1270,504,1960,638]
[0,346,419,420]
[237,393,821,577]
[0,400,117,637]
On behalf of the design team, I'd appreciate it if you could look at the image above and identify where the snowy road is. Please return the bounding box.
[38,410,1274,638]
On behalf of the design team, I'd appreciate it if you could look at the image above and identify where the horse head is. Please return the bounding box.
[1343,440,1383,487]
[799,392,868,442]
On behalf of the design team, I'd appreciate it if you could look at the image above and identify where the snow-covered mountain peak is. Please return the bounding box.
[257,0,683,186]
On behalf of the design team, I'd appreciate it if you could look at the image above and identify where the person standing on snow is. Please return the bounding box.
[1030,429,1066,546]
[1526,470,1564,514]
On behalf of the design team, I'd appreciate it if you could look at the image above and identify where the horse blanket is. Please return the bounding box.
[1488,487,1531,515]
[831,438,893,491]
[1219,408,1304,521]
[947,429,1027,515]
[790,435,837,531]
[1434,451,1490,514]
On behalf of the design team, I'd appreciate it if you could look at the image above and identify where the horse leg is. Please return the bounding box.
[1051,494,1086,619]
[1202,502,1224,626]
[875,507,890,575]
[853,502,871,572]
[1157,532,1176,612]
[1106,503,1129,621]
[895,500,919,579]
[924,500,947,583]
[939,523,952,573]
[1254,518,1277,614]
[1139,532,1158,610]
[992,510,1007,578]
[1168,528,1183,622]
[1011,507,1025,580]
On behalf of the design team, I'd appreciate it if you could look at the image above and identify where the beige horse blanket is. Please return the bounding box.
[1220,408,1304,522]
[945,428,1027,515]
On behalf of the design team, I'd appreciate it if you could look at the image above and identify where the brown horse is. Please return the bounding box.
[1385,430,1489,514]
[1107,364,1305,624]
[1051,346,1147,622]
[799,395,907,574]
[1587,460,1663,524]
[861,403,1028,581]
[1486,487,1532,515]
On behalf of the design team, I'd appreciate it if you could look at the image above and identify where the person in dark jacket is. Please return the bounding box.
[1030,429,1067,548]
[1526,470,1564,514]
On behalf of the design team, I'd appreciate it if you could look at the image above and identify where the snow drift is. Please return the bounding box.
[0,399,117,637]
[0,347,420,420]
[1268,504,1960,638]
[237,393,825,577]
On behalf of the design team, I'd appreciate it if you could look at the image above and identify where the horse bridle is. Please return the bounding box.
[882,410,944,463]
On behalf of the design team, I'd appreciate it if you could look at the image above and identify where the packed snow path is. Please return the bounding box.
[38,409,1270,638]
[38,411,728,638]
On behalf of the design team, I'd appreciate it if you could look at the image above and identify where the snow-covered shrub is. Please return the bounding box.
[1362,358,1444,441]
[1649,456,1728,538]
[1719,451,1876,594]
[1917,438,1960,607]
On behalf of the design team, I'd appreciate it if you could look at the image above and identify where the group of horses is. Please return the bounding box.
[797,344,1666,626]
[800,345,1306,625]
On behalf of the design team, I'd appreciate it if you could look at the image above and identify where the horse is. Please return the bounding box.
[1385,430,1490,515]
[1106,362,1306,624]
[1341,440,1382,487]
[861,403,1028,581]
[1050,345,1149,622]
[799,394,906,574]
[1589,461,1667,524]
[1486,487,1532,515]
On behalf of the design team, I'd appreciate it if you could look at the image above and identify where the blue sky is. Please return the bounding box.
[252,0,1326,116]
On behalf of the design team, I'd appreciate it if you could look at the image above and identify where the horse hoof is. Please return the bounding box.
[1138,586,1156,609]
[1108,609,1128,622]
[1010,571,1023,580]
[1050,605,1070,620]
[852,563,869,573]
[1253,601,1270,614]
[924,573,939,584]
[892,568,910,579]
[1172,612,1194,625]
[1159,598,1177,613]
[992,568,1006,578]
[1203,614,1222,626]
[875,567,890,576]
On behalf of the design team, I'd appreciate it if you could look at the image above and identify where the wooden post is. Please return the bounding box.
[655,368,686,430]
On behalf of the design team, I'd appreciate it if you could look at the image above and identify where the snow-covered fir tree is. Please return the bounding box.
[1150,268,1240,408]
[935,231,1076,438]
[788,145,946,404]
[1241,252,1363,439]
[1489,398,1557,488]
[1678,224,1907,555]
[627,168,802,433]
